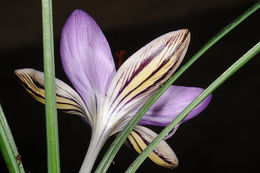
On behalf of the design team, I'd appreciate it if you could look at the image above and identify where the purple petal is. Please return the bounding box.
[60,9,116,105]
[139,85,212,126]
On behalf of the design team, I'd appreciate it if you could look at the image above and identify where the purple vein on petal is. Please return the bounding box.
[108,31,190,121]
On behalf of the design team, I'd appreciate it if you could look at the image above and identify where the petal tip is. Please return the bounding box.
[176,29,191,45]
[14,69,21,75]
[170,28,190,41]
[70,9,90,19]
[181,28,190,34]
[72,9,85,14]
[181,28,191,43]
[14,68,35,76]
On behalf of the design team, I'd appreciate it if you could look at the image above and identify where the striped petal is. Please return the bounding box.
[103,29,190,132]
[14,68,92,125]
[60,9,116,112]
[127,125,178,168]
[139,85,212,126]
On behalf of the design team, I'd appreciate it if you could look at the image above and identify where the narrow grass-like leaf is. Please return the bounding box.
[126,41,260,173]
[0,105,25,173]
[95,2,260,172]
[41,0,60,172]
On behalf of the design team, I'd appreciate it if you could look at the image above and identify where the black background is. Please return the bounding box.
[1,0,260,172]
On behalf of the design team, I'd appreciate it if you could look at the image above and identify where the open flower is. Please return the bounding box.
[15,9,212,172]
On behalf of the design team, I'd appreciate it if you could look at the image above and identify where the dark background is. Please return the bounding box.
[1,0,260,172]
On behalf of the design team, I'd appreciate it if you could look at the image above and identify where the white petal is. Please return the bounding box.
[128,125,179,168]
[15,68,92,125]
[103,29,190,134]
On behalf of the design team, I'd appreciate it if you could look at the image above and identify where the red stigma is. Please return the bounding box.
[115,49,127,69]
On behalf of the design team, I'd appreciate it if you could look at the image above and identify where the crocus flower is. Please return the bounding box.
[15,9,212,172]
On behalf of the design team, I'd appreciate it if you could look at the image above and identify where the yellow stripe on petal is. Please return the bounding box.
[128,125,178,168]
[15,68,92,125]
[106,29,190,126]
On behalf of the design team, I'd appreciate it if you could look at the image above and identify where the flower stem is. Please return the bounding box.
[41,0,60,172]
[0,105,25,173]
[80,129,108,173]
[95,2,260,173]
[126,40,260,173]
